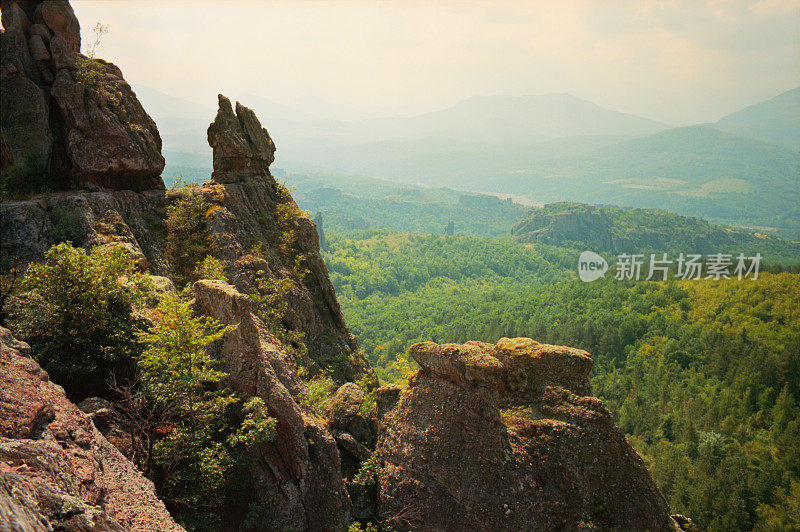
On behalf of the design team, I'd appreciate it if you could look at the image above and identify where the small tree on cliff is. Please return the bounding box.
[137,293,235,432]
[136,293,276,528]
[165,194,212,286]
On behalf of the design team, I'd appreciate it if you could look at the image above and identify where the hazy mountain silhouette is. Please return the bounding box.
[714,87,799,150]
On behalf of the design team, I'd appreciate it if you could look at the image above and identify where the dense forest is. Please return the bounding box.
[512,202,800,266]
[323,231,800,531]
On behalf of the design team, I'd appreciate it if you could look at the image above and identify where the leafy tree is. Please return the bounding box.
[166,194,212,286]
[136,293,276,530]
[10,242,151,399]
[137,293,235,431]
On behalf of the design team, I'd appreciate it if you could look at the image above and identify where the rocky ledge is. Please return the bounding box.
[0,326,183,531]
[377,338,688,531]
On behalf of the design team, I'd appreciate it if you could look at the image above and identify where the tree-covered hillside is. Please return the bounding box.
[512,202,800,266]
[324,231,800,531]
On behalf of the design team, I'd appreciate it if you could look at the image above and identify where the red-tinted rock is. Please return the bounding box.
[0,72,52,173]
[0,326,184,531]
[50,64,165,190]
[33,0,80,53]
[207,94,276,183]
[377,338,685,531]
[0,0,166,191]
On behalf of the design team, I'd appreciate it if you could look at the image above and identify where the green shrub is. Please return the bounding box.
[10,242,152,399]
[275,183,310,278]
[227,397,277,449]
[298,375,336,415]
[73,55,117,102]
[348,522,378,532]
[356,373,376,418]
[196,255,228,281]
[166,194,212,285]
[252,270,311,372]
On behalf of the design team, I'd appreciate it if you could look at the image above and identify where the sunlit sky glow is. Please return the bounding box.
[68,0,800,124]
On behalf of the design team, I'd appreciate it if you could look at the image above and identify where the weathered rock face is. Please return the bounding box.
[0,326,184,531]
[193,280,352,531]
[207,94,276,183]
[377,338,684,531]
[0,0,165,190]
[511,203,613,251]
[0,189,169,268]
[315,211,327,251]
[326,382,373,447]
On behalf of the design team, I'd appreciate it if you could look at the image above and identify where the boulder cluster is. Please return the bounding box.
[0,0,165,191]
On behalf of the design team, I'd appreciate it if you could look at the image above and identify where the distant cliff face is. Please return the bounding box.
[377,338,686,531]
[0,0,165,191]
[511,203,614,250]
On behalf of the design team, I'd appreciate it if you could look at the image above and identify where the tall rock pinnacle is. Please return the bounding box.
[207,94,276,184]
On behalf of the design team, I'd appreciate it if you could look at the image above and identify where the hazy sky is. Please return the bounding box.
[69,0,800,124]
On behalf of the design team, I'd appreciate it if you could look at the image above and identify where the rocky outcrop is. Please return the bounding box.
[0,189,169,268]
[315,211,327,251]
[0,0,164,191]
[193,280,353,531]
[511,203,613,250]
[0,326,183,531]
[377,338,684,531]
[207,94,276,183]
[0,172,370,385]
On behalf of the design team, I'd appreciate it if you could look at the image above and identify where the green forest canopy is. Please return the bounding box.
[325,231,800,531]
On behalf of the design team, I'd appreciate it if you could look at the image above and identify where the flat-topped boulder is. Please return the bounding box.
[377,338,686,531]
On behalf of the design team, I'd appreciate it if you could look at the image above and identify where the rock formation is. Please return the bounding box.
[207,94,276,183]
[511,202,613,251]
[315,211,327,251]
[0,326,184,531]
[0,0,165,191]
[0,4,691,529]
[377,338,686,531]
[1,99,370,381]
[192,280,354,531]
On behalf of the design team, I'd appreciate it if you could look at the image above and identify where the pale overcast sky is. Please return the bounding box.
[69,0,800,124]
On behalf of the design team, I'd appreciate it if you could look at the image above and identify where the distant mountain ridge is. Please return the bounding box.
[142,85,799,237]
[137,87,669,154]
[714,87,800,150]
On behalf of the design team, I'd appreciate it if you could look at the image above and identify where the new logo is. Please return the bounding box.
[578,251,608,282]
